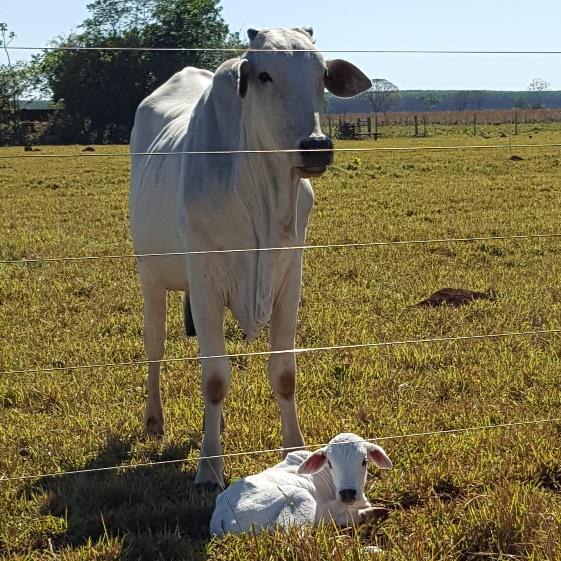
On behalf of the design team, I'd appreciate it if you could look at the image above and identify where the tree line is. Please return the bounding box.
[1,0,242,145]
[1,3,558,145]
[327,79,558,115]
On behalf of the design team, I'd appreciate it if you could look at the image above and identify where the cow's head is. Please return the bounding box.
[297,433,392,506]
[235,27,370,178]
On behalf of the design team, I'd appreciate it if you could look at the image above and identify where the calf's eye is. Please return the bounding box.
[258,72,272,83]
[327,460,332,469]
[362,458,367,466]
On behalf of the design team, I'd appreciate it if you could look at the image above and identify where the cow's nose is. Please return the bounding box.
[299,136,333,171]
[339,488,357,504]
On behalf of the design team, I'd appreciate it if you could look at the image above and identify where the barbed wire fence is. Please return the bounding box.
[3,417,560,484]
[1,43,561,485]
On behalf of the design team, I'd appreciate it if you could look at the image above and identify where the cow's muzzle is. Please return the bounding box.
[298,136,333,178]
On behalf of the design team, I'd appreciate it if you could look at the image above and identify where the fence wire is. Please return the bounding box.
[7,46,561,54]
[1,143,560,160]
[2,41,561,495]
[1,233,560,265]
[2,417,559,484]
[1,329,559,376]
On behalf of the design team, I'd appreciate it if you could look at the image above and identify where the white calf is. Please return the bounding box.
[209,433,392,536]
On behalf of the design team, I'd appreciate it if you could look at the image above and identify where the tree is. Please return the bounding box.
[417,92,442,111]
[527,78,550,109]
[454,90,470,112]
[0,23,34,144]
[34,0,243,143]
[513,94,528,109]
[366,78,400,113]
[471,91,486,111]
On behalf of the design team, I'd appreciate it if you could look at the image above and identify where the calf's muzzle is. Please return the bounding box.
[339,488,357,504]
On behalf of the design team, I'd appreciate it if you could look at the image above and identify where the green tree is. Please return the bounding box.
[527,78,550,109]
[35,0,242,143]
[513,94,528,109]
[454,90,470,112]
[0,23,34,144]
[417,92,443,111]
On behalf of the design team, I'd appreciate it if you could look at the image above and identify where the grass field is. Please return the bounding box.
[1,126,561,559]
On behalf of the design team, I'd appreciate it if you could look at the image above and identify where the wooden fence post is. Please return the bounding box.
[473,113,477,136]
[514,112,518,135]
[414,115,419,137]
[328,117,332,138]
[367,116,372,134]
[422,114,427,137]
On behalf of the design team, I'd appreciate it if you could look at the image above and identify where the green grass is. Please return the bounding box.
[1,127,561,559]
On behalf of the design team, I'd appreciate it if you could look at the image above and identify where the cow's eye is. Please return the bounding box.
[362,458,367,466]
[327,460,332,469]
[258,72,272,83]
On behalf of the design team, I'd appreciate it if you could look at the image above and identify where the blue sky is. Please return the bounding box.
[3,0,561,90]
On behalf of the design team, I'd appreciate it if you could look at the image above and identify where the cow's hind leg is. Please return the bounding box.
[183,293,196,336]
[268,275,305,455]
[141,277,167,438]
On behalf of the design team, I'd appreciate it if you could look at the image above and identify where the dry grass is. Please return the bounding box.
[1,126,561,559]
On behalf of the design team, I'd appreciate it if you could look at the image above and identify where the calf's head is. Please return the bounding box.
[297,433,392,505]
[236,27,371,178]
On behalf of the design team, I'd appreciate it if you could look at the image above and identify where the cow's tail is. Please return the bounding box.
[183,293,196,337]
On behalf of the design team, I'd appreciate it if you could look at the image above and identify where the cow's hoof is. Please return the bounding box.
[144,415,164,439]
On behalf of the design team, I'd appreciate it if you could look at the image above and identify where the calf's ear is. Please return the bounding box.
[366,443,393,470]
[325,60,371,98]
[237,59,250,98]
[297,448,327,474]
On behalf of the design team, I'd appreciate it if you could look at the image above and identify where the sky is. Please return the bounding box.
[2,0,561,90]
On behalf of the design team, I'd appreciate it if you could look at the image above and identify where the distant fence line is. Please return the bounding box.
[4,108,561,148]
[322,108,561,139]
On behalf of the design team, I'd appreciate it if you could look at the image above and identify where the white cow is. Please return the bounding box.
[129,27,371,485]
[209,433,393,536]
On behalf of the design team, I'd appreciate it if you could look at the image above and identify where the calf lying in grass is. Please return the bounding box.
[209,433,392,536]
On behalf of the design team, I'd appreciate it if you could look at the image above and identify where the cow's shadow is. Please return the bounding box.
[23,435,218,560]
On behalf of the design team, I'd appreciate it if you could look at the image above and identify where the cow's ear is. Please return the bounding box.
[237,59,250,98]
[297,449,327,474]
[325,59,371,98]
[366,443,393,470]
[293,27,313,38]
[247,28,260,42]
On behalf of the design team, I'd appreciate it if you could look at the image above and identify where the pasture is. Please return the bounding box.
[1,126,561,559]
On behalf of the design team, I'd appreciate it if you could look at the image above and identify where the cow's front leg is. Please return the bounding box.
[268,275,305,455]
[190,289,230,487]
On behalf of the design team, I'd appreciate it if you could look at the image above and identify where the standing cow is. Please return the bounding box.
[130,27,370,485]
